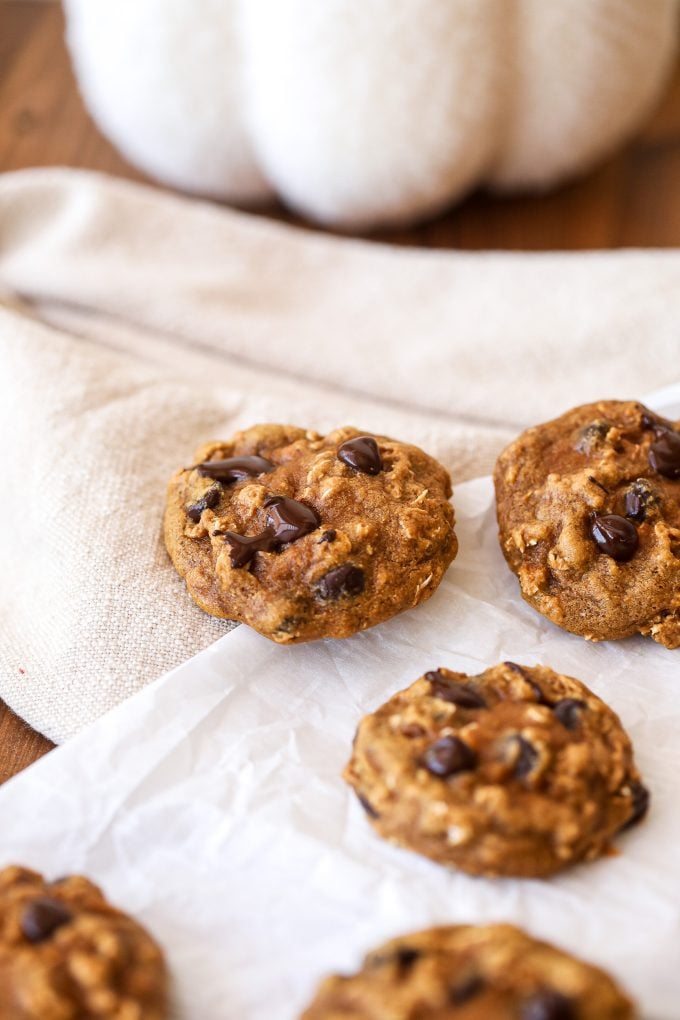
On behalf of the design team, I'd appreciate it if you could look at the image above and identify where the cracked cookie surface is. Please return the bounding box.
[300,923,636,1019]
[494,400,680,647]
[344,664,647,878]
[164,425,457,643]
[0,865,167,1019]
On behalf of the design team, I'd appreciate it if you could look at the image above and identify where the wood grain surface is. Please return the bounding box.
[1,0,679,782]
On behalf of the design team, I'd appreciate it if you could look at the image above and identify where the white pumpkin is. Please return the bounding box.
[64,0,679,229]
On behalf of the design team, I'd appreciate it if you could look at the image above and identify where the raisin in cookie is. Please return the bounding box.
[164,425,457,643]
[0,865,167,1019]
[344,663,647,878]
[300,923,636,1019]
[494,400,680,647]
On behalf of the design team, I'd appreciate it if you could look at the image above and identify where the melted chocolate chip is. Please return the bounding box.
[622,781,650,829]
[318,529,336,544]
[591,514,639,561]
[21,898,73,943]
[185,484,221,522]
[624,478,659,522]
[514,736,539,779]
[521,990,575,1020]
[425,670,486,709]
[225,495,320,568]
[553,698,584,731]
[422,736,476,778]
[264,495,320,543]
[449,973,484,1004]
[357,793,380,819]
[318,564,365,599]
[576,419,610,454]
[337,436,383,475]
[197,455,274,483]
[649,429,680,479]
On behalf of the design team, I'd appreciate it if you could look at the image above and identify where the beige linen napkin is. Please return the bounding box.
[1,167,679,743]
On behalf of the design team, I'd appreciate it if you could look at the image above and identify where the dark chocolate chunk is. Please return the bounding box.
[591,514,639,561]
[649,429,680,479]
[394,947,420,972]
[338,436,383,475]
[224,530,275,569]
[514,736,539,779]
[521,990,575,1020]
[21,898,73,943]
[624,478,659,522]
[425,670,486,708]
[264,495,320,544]
[553,698,584,731]
[318,564,365,599]
[622,781,650,829]
[318,529,336,544]
[422,736,476,778]
[197,455,274,483]
[357,793,380,819]
[576,419,610,453]
[225,495,320,568]
[185,484,221,522]
[449,973,484,1004]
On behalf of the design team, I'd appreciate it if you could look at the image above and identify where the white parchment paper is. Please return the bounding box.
[1,389,679,1019]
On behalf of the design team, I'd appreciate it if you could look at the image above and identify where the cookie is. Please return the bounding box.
[300,923,636,1019]
[164,425,457,643]
[344,663,647,878]
[0,865,168,1019]
[494,400,680,647]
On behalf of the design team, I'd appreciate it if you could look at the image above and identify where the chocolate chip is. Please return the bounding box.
[649,429,680,479]
[185,484,221,522]
[422,736,476,777]
[591,514,639,561]
[622,781,650,829]
[224,530,275,569]
[514,736,539,779]
[318,564,365,599]
[264,495,320,544]
[318,529,336,544]
[338,436,383,475]
[197,455,274,483]
[624,478,659,522]
[225,495,320,568]
[641,411,661,431]
[553,698,584,730]
[576,420,610,453]
[394,947,420,972]
[425,670,486,708]
[521,990,575,1020]
[357,793,380,819]
[449,973,484,1004]
[21,898,72,943]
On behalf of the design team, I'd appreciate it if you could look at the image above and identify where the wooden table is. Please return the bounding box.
[2,1,680,782]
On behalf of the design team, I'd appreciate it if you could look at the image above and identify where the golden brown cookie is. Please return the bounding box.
[494,400,680,647]
[344,663,648,878]
[164,425,457,643]
[300,923,636,1019]
[0,865,168,1019]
